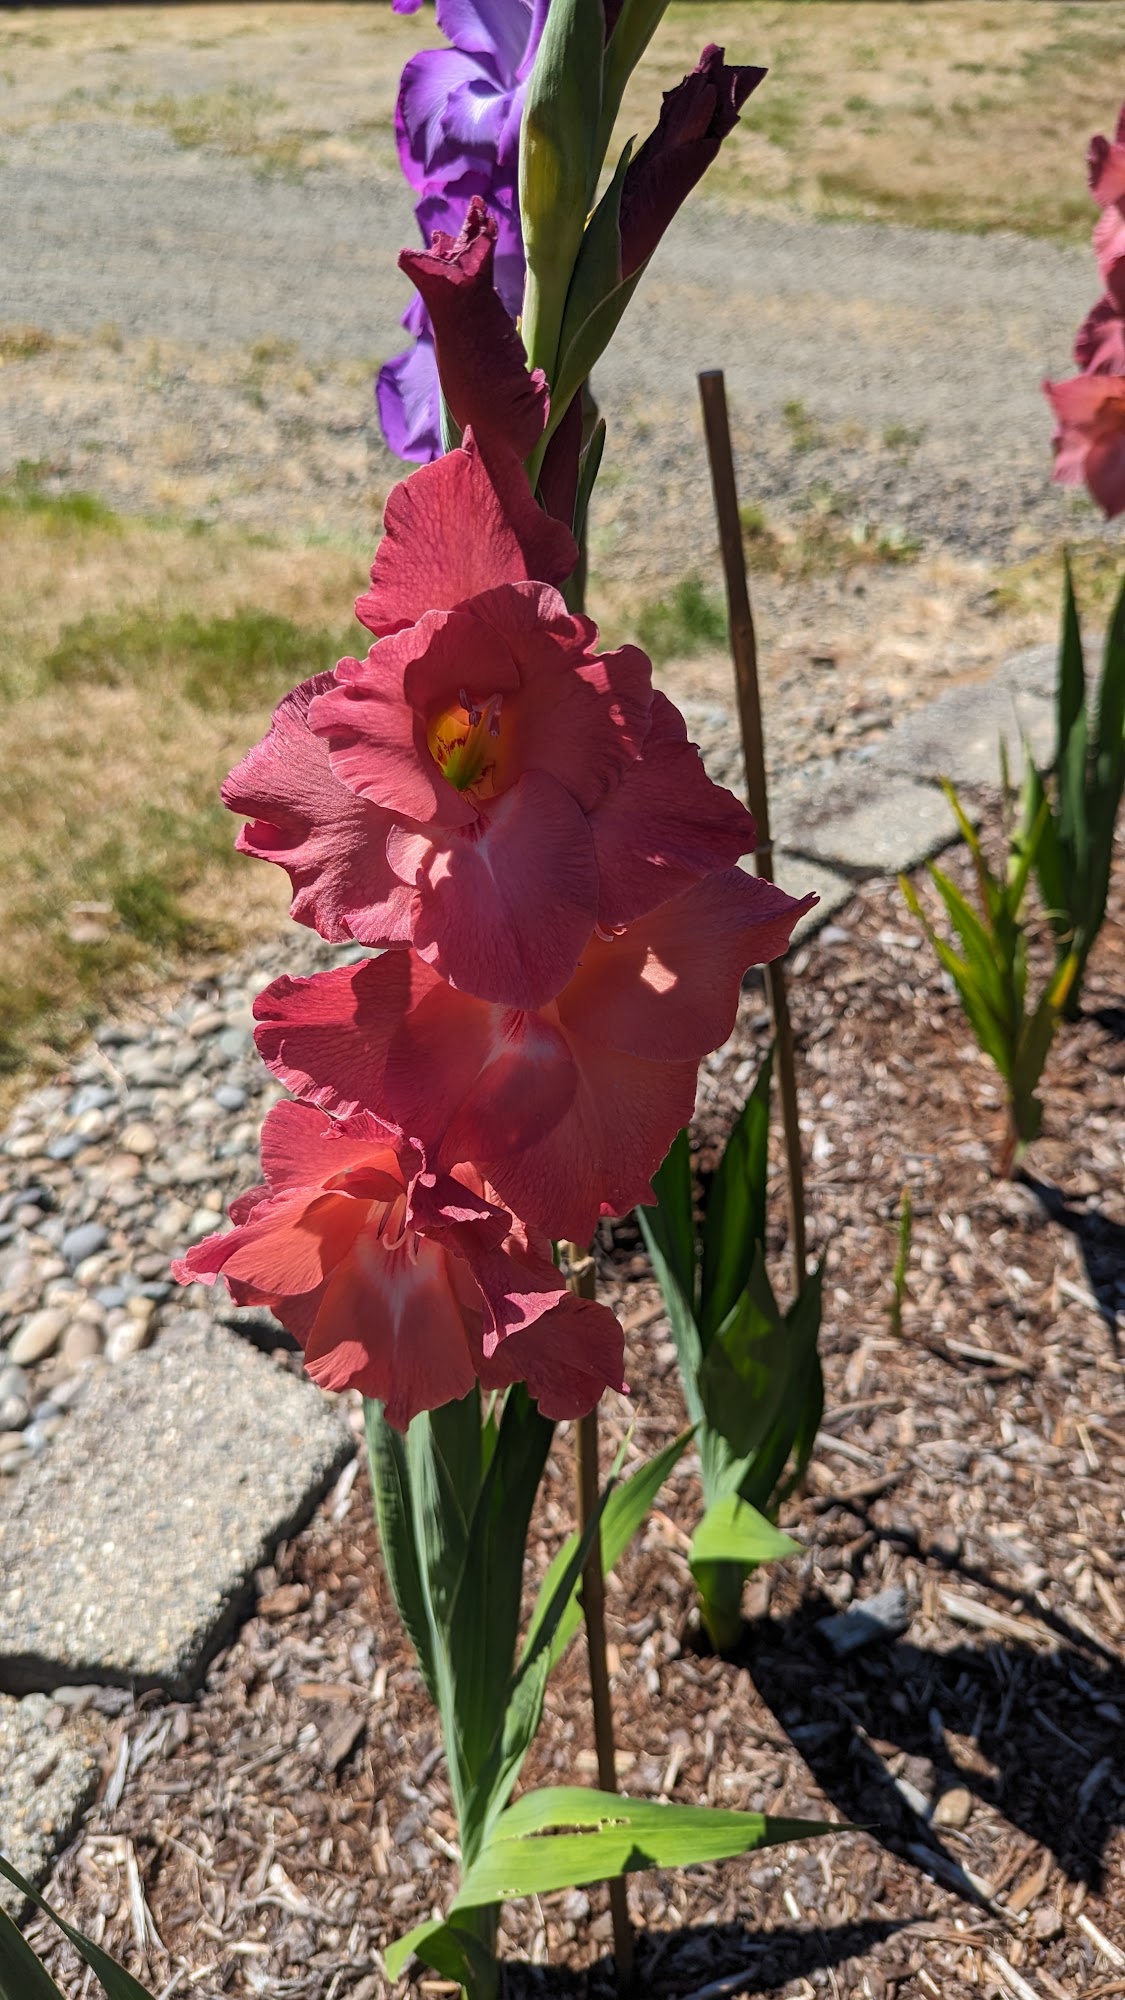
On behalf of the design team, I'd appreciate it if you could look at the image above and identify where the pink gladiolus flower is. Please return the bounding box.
[253,868,814,1243]
[1075,294,1125,377]
[400,196,548,457]
[231,581,756,1009]
[1043,373,1125,517]
[1088,105,1125,211]
[356,425,576,639]
[173,1101,625,1429]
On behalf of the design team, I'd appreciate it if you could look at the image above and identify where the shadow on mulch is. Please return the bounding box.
[1021,1172,1125,1347]
[504,1915,913,1997]
[736,1591,1125,1894]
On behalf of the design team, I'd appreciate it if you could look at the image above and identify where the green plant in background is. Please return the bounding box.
[1023,562,1125,1018]
[901,783,1078,1177]
[638,1051,824,1654]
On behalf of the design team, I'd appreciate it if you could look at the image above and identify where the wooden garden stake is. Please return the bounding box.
[697,368,808,1297]
[566,1243,634,1985]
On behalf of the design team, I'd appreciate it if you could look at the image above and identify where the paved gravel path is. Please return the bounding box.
[0,120,1089,557]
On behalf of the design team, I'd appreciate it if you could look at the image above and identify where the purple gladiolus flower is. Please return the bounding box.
[378,0,549,463]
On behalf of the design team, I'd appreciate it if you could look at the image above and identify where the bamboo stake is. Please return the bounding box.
[697,368,808,1297]
[566,1244,634,1986]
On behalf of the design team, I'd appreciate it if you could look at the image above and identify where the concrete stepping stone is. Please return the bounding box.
[0,1313,352,1699]
[877,670,1054,792]
[0,1694,99,1916]
[773,762,959,877]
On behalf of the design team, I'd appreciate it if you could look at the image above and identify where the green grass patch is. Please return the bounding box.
[0,466,119,532]
[38,607,349,708]
[635,576,728,663]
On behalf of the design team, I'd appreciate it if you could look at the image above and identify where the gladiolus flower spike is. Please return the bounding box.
[1044,100,1125,517]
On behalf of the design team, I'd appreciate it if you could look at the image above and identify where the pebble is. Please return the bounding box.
[125,1296,156,1325]
[8,1308,69,1366]
[931,1785,973,1829]
[188,1009,226,1039]
[213,1084,246,1113]
[61,1223,109,1268]
[120,1122,158,1157]
[104,1320,153,1363]
[94,1286,127,1311]
[46,1136,82,1168]
[60,1322,103,1367]
[0,1365,28,1402]
[0,1394,30,1430]
[219,1027,253,1059]
[68,1085,115,1118]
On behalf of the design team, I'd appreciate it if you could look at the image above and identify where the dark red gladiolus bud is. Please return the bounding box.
[537,388,584,531]
[400,195,549,458]
[618,45,766,279]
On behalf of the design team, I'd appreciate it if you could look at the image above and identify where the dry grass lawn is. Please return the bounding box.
[0,2,1121,237]
[0,488,369,1089]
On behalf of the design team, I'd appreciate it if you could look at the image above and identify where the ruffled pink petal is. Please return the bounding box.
[222,676,415,947]
[1094,205,1125,290]
[1045,374,1125,516]
[476,1290,627,1418]
[388,770,598,1007]
[561,868,814,1061]
[174,1187,370,1298]
[309,633,477,832]
[258,1099,405,1197]
[356,430,577,639]
[461,583,652,812]
[592,690,757,926]
[1075,294,1125,375]
[304,1231,476,1429]
[253,958,502,1143]
[445,1029,697,1241]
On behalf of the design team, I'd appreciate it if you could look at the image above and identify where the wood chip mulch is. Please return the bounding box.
[30,841,1125,2000]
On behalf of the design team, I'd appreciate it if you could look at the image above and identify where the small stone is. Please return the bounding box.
[0,1365,27,1402]
[104,1320,152,1363]
[8,1309,69,1366]
[120,1121,158,1156]
[61,1223,108,1268]
[187,1208,218,1242]
[68,1085,114,1118]
[74,1110,109,1141]
[0,1395,30,1430]
[219,1027,253,1059]
[125,1295,155,1325]
[816,1585,911,1659]
[1032,1907,1063,1942]
[14,1204,44,1229]
[61,1322,102,1367]
[213,1084,246,1113]
[139,1281,171,1303]
[0,1430,28,1460]
[24,1415,64,1452]
[94,1286,127,1311]
[931,1785,973,1829]
[75,1252,113,1288]
[7,1133,47,1160]
[188,1009,226,1039]
[47,1135,83,1163]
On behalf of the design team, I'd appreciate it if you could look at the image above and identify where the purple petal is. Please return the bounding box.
[396,47,502,190]
[376,334,443,464]
[436,0,532,75]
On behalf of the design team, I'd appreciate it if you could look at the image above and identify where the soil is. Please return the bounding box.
[27,841,1125,2000]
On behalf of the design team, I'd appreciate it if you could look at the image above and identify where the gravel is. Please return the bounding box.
[0,1695,99,1919]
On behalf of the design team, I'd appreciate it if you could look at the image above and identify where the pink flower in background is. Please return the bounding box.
[1044,374,1125,518]
[253,868,814,1243]
[174,1100,624,1429]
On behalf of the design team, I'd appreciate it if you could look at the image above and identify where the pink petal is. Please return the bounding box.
[253,958,502,1142]
[445,1029,696,1241]
[592,690,757,926]
[304,1231,476,1429]
[560,868,814,1061]
[310,633,477,831]
[222,676,415,946]
[1089,130,1125,207]
[460,583,652,812]
[356,430,576,639]
[477,1291,627,1418]
[258,1099,404,1196]
[1045,374,1125,515]
[389,770,598,1007]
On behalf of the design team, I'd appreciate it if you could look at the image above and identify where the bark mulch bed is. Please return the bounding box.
[30,849,1125,2000]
